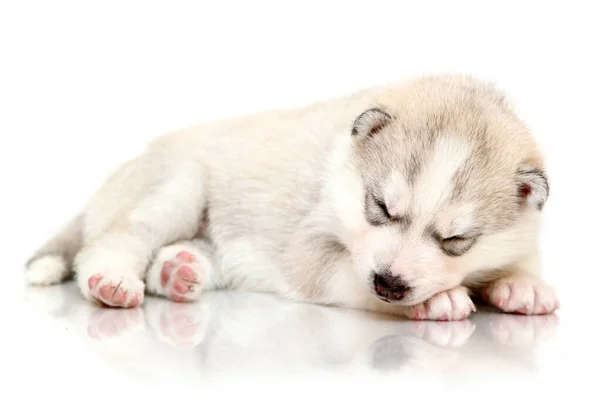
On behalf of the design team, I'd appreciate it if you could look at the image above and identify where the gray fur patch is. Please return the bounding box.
[517,167,549,210]
[353,75,547,238]
[351,108,392,138]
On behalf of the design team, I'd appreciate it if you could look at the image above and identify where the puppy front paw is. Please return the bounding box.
[405,286,475,321]
[482,275,559,315]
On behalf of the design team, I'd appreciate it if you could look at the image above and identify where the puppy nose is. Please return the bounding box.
[373,273,410,301]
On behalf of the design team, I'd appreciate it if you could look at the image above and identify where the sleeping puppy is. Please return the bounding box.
[25,74,559,320]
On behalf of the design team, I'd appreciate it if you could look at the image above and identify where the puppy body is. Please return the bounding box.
[26,75,558,319]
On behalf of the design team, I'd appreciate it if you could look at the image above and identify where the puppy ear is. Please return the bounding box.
[351,108,392,138]
[516,166,549,210]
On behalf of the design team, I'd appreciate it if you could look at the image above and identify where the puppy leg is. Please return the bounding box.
[145,239,216,303]
[75,155,206,308]
[77,233,149,308]
[26,214,82,285]
[480,250,559,315]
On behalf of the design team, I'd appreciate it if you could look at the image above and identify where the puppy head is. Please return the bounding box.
[326,76,548,306]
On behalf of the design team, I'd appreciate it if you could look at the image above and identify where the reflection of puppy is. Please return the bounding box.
[145,291,479,375]
[143,299,213,349]
[25,285,149,360]
[481,312,559,346]
[25,286,558,376]
[85,308,144,341]
[25,75,557,320]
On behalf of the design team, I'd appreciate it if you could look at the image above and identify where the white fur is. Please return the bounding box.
[436,203,477,238]
[383,171,410,216]
[322,135,368,242]
[26,255,67,285]
[413,136,472,218]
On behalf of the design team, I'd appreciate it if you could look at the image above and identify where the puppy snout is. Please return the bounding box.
[373,272,410,302]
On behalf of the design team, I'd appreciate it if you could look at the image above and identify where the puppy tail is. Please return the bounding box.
[25,214,83,285]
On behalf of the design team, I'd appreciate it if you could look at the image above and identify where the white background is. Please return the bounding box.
[1,0,599,398]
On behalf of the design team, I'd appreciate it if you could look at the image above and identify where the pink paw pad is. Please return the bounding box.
[159,250,203,302]
[87,274,143,308]
[87,308,143,340]
[176,251,196,263]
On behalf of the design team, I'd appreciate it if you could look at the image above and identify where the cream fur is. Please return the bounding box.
[24,74,558,320]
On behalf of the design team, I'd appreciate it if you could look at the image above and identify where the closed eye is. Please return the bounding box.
[365,193,394,226]
[374,197,391,219]
[368,195,411,227]
[437,234,479,257]
[442,235,467,242]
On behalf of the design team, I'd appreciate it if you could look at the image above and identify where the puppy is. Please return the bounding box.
[25,75,559,320]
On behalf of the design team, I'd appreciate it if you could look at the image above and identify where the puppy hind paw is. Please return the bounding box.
[160,251,204,302]
[87,273,144,308]
[146,244,207,303]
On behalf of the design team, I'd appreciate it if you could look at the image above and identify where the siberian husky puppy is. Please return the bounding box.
[25,75,558,320]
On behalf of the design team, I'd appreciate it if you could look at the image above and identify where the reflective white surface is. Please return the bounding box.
[7,281,591,398]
